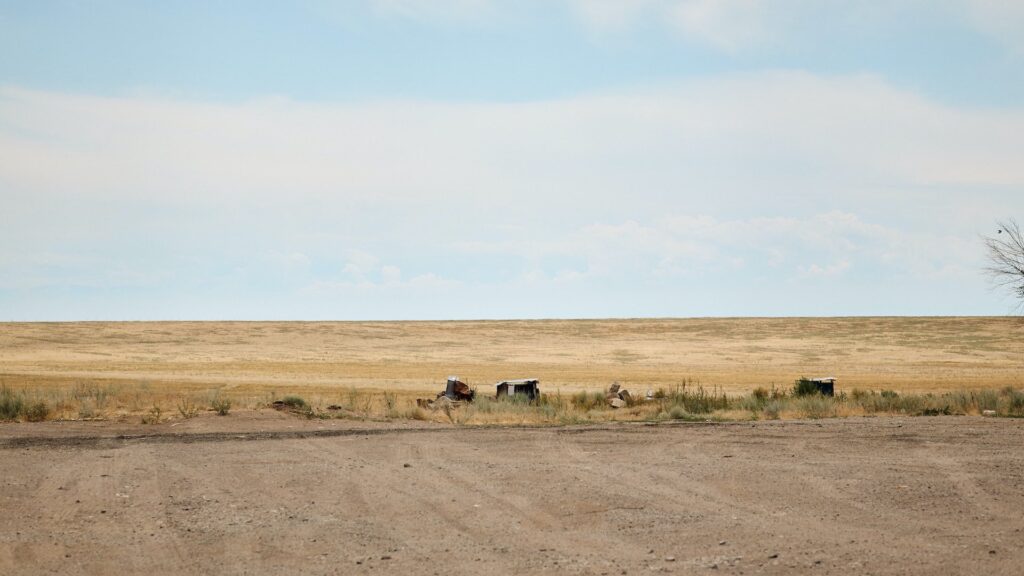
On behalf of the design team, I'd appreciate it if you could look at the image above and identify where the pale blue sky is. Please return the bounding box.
[2,1,1023,320]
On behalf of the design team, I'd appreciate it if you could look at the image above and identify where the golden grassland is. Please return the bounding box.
[0,317,1021,423]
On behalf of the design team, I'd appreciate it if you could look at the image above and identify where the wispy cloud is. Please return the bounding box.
[373,1,1024,55]
[0,70,1018,318]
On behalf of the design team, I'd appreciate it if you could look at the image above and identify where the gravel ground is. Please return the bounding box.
[1,414,1022,575]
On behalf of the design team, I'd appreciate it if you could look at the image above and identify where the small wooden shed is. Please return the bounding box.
[495,378,540,401]
[810,377,836,396]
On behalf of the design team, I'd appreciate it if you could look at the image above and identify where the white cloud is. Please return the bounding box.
[666,0,788,52]
[460,211,979,285]
[3,71,1022,210]
[0,71,1019,316]
[341,250,381,283]
[380,264,402,284]
[564,0,657,33]
[800,260,851,279]
[962,0,1024,53]
[563,1,1024,54]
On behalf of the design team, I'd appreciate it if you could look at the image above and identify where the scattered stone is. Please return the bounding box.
[403,463,412,468]
[664,556,675,562]
[608,382,621,395]
[768,553,779,559]
[610,398,626,409]
[326,405,343,411]
[719,541,727,546]
[982,410,997,417]
[381,555,392,560]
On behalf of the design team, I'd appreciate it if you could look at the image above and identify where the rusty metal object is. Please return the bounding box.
[444,376,475,401]
[418,376,476,409]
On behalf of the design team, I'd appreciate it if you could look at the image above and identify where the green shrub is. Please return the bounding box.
[792,378,820,397]
[211,396,231,416]
[24,401,49,422]
[281,395,307,409]
[974,389,1000,412]
[762,400,783,420]
[663,405,691,420]
[177,396,199,419]
[797,395,834,419]
[1002,387,1024,416]
[661,384,730,414]
[0,387,25,421]
[141,405,162,424]
[737,394,764,414]
[570,390,606,411]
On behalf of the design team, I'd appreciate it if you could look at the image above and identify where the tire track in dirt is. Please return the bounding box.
[5,418,1024,575]
[289,434,526,570]
[0,420,719,450]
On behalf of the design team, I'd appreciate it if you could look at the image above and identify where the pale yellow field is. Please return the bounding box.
[1,318,1021,401]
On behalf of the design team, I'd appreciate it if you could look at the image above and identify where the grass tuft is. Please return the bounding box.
[211,395,232,416]
[0,387,25,421]
[24,401,50,422]
[177,396,200,419]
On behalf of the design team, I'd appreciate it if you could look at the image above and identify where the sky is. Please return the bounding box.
[1,0,1023,320]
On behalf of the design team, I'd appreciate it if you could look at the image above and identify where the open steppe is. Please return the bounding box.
[1,318,1022,401]
[2,318,1023,575]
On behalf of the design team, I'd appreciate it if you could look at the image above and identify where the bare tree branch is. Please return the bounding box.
[984,219,1024,304]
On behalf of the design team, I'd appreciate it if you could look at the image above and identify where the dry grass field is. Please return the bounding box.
[0,317,1021,422]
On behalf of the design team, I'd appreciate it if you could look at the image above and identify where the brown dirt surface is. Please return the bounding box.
[2,416,1022,575]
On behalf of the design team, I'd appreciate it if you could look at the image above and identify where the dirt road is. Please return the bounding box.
[2,415,1022,575]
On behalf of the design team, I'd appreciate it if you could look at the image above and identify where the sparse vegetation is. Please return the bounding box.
[280,395,307,409]
[177,396,200,419]
[23,401,50,422]
[383,392,399,419]
[1,386,25,421]
[2,378,1023,424]
[211,395,232,416]
[141,405,163,424]
[275,395,313,418]
[570,390,606,411]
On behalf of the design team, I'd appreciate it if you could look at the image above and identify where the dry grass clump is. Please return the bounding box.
[210,394,232,416]
[176,396,200,419]
[1,386,50,422]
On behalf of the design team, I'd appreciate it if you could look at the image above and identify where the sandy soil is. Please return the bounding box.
[2,415,1022,575]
